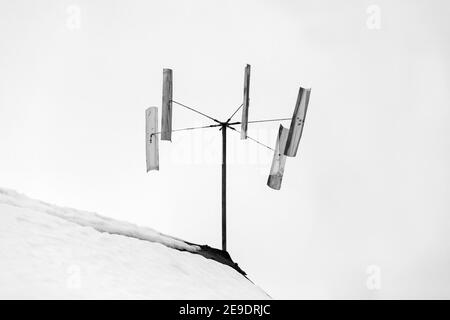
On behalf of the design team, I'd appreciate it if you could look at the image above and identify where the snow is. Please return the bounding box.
[0,188,269,299]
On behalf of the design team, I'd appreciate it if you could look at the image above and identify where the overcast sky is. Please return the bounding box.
[1,0,450,298]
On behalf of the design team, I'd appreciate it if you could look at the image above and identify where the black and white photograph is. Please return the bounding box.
[1,0,449,307]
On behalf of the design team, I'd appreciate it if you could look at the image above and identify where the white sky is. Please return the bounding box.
[1,0,450,298]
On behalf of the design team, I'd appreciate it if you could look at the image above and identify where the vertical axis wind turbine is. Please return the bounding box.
[145,65,311,252]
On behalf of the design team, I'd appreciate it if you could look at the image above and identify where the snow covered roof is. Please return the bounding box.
[0,188,269,299]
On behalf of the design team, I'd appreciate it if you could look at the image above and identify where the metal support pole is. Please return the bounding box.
[221,124,227,251]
